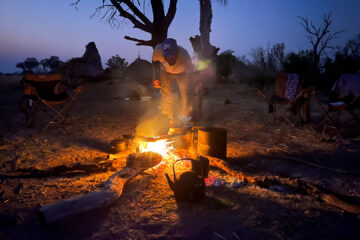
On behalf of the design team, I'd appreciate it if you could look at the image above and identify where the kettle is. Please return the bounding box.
[165,156,209,202]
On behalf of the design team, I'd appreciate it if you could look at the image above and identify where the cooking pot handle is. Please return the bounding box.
[172,158,195,183]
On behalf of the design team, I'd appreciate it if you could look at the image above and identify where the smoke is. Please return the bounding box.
[135,112,170,137]
[134,57,218,136]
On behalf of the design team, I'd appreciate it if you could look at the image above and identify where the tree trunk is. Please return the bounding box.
[199,0,212,59]
[190,0,219,60]
[150,0,167,48]
[111,0,177,48]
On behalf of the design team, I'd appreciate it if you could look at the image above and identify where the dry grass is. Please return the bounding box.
[0,76,359,239]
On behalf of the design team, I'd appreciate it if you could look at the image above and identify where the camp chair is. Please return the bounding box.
[256,72,315,127]
[21,73,82,131]
[315,74,360,138]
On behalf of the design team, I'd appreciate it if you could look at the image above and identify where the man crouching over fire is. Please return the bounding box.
[152,38,194,129]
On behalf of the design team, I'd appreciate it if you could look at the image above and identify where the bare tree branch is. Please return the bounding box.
[298,12,344,69]
[110,0,152,32]
[124,35,153,46]
[164,0,177,29]
[319,30,344,54]
[118,0,152,26]
[72,0,178,48]
[71,0,81,10]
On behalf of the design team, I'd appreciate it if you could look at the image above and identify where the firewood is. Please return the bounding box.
[37,152,162,224]
[37,167,139,224]
[13,162,115,179]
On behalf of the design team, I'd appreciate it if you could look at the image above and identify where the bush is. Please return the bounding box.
[16,56,63,74]
[248,72,275,90]
[215,50,238,79]
[106,55,128,71]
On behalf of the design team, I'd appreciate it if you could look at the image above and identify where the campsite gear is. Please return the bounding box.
[197,127,227,160]
[315,74,360,138]
[133,127,227,158]
[133,127,196,143]
[284,74,300,100]
[110,137,131,154]
[165,156,209,202]
[21,73,83,131]
[256,72,316,127]
[331,74,360,97]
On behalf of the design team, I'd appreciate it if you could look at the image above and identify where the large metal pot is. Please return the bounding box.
[196,127,227,160]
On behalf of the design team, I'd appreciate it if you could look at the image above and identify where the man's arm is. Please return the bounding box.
[152,61,161,88]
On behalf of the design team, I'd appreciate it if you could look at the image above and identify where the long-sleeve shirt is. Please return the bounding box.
[152,44,193,75]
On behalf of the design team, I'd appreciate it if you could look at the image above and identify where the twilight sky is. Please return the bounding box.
[0,0,360,73]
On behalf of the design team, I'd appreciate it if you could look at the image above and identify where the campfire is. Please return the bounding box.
[36,125,360,225]
[129,127,230,202]
[137,139,178,173]
[128,127,223,174]
[133,129,211,202]
[38,127,229,223]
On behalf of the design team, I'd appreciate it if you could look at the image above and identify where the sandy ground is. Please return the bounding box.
[0,75,360,240]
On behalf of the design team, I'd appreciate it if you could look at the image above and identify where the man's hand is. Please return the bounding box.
[153,80,161,88]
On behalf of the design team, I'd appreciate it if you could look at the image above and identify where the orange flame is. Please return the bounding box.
[138,139,179,174]
[138,139,174,158]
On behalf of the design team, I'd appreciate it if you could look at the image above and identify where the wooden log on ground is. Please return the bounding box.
[38,167,139,224]
[13,161,115,179]
[38,152,162,224]
[207,156,360,215]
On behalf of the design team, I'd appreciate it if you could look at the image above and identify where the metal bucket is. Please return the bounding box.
[197,127,227,160]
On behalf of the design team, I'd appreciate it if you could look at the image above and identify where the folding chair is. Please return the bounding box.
[315,74,360,138]
[21,73,82,131]
[257,72,315,127]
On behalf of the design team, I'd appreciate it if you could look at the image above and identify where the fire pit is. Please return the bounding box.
[126,127,226,202]
[112,126,227,158]
[110,126,227,181]
[38,127,228,223]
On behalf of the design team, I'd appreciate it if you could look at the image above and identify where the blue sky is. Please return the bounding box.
[0,0,359,73]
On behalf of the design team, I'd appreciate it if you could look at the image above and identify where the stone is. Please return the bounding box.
[57,42,103,87]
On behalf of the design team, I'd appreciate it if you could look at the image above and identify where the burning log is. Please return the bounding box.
[38,152,162,224]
